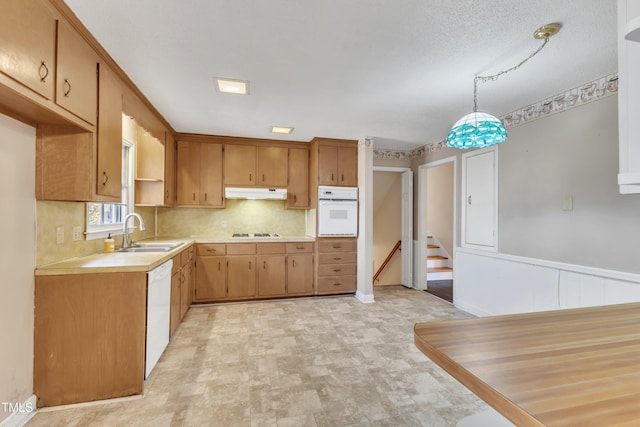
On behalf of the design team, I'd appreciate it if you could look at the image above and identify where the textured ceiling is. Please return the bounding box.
[64,0,617,150]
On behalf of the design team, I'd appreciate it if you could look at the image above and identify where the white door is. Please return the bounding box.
[462,147,498,251]
[401,170,413,287]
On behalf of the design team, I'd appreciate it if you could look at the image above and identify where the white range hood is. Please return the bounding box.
[224,187,287,200]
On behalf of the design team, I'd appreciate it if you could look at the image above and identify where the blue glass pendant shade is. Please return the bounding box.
[446,111,507,149]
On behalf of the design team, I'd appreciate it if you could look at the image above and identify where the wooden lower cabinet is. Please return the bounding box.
[227,255,257,298]
[194,242,314,302]
[34,272,147,407]
[258,255,286,296]
[315,238,357,295]
[169,245,194,336]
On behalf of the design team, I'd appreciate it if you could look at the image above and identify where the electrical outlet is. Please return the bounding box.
[73,226,83,241]
[56,226,64,244]
[221,220,227,228]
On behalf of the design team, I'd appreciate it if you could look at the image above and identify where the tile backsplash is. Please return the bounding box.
[157,200,306,237]
[36,201,155,266]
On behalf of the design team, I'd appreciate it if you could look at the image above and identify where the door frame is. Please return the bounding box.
[372,166,413,288]
[418,156,457,291]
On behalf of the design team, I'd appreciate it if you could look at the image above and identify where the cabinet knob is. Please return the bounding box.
[39,61,49,82]
[63,78,71,97]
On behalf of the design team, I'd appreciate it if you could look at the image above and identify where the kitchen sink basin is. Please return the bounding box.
[117,242,183,253]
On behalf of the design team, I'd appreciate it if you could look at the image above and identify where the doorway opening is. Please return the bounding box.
[372,167,413,291]
[418,157,456,303]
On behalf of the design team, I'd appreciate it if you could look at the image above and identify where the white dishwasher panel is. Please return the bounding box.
[146,259,172,378]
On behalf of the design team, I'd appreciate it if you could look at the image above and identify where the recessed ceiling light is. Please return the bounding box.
[214,77,249,95]
[271,126,294,134]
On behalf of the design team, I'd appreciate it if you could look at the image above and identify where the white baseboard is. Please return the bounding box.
[355,291,375,303]
[0,395,36,427]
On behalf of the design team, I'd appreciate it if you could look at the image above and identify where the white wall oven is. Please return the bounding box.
[318,186,358,237]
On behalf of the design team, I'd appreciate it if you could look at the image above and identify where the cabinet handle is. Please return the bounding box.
[102,171,108,186]
[333,257,342,261]
[218,261,221,271]
[39,61,49,82]
[204,193,208,201]
[341,173,344,182]
[292,260,296,268]
[165,189,169,200]
[263,261,267,269]
[333,268,342,272]
[249,261,252,269]
[333,282,341,286]
[468,195,472,205]
[63,78,71,97]
[262,174,265,182]
[249,173,253,182]
[293,194,297,203]
[333,244,342,249]
[207,248,216,253]
[331,173,334,182]
[193,192,196,201]
[296,245,304,250]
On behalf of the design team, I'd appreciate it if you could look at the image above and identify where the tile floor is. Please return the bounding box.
[28,286,491,426]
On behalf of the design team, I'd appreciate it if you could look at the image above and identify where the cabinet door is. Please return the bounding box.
[194,256,226,301]
[0,0,56,100]
[287,254,313,295]
[227,256,256,298]
[176,141,200,205]
[257,146,288,186]
[287,147,309,208]
[200,143,223,206]
[96,63,122,198]
[56,20,98,124]
[180,261,192,319]
[164,132,176,206]
[170,271,181,336]
[225,144,256,186]
[258,255,287,296]
[338,146,358,187]
[318,145,338,185]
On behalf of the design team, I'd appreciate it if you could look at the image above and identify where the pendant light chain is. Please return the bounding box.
[473,37,550,112]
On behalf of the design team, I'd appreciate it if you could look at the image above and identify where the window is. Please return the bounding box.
[85,140,134,239]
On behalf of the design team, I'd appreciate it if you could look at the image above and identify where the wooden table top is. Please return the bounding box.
[414,303,640,427]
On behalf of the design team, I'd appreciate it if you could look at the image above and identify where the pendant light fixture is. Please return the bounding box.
[446,23,562,149]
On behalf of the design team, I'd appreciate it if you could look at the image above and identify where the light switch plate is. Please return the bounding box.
[73,226,83,241]
[56,226,64,244]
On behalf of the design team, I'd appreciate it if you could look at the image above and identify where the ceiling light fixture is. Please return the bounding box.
[270,126,294,134]
[215,77,249,95]
[446,22,562,149]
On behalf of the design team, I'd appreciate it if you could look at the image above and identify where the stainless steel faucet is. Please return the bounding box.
[122,212,146,249]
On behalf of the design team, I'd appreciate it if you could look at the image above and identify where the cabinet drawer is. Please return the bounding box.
[257,243,286,254]
[227,243,257,255]
[286,242,313,253]
[196,244,226,256]
[180,248,191,267]
[318,264,357,277]
[317,275,356,293]
[318,239,357,253]
[318,252,357,265]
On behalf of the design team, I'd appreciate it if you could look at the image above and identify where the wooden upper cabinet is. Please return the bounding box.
[318,145,338,185]
[96,63,122,198]
[257,146,288,187]
[0,0,56,100]
[200,143,223,206]
[337,146,357,187]
[224,144,256,186]
[176,141,223,207]
[176,140,201,205]
[135,127,164,181]
[317,141,357,187]
[56,19,98,125]
[287,147,310,208]
[164,132,176,206]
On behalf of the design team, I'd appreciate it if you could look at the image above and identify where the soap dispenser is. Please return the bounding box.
[104,233,115,253]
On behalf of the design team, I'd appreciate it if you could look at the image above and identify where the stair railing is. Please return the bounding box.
[373,240,401,283]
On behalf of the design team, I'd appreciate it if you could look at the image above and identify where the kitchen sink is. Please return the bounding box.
[117,242,183,253]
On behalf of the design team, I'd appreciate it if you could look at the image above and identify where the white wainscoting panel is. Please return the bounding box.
[455,248,640,317]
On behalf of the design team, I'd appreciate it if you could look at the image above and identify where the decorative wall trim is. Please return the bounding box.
[373,73,619,160]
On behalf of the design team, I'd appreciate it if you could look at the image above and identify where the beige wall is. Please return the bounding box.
[36,203,155,266]
[373,172,402,285]
[427,162,454,256]
[157,200,306,237]
[0,114,35,422]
